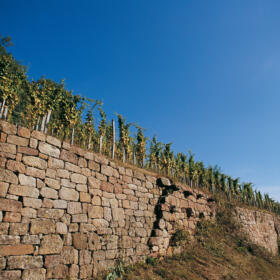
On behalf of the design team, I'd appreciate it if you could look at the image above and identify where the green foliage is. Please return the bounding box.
[170,229,190,247]
[104,260,125,280]
[145,256,158,266]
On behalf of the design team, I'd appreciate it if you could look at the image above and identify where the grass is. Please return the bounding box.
[100,204,280,280]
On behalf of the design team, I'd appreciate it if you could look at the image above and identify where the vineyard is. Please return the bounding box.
[1,35,279,215]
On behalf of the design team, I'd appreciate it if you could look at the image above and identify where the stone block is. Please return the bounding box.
[0,143,16,155]
[88,177,101,189]
[21,207,37,218]
[7,135,29,146]
[30,220,55,234]
[7,255,42,269]
[0,168,18,184]
[0,182,8,197]
[31,130,45,141]
[0,235,20,245]
[18,146,38,156]
[46,135,61,147]
[23,156,47,170]
[40,186,58,199]
[48,157,64,169]
[3,212,21,222]
[71,173,87,184]
[9,223,28,235]
[73,233,88,250]
[60,149,78,164]
[67,202,82,214]
[17,126,30,138]
[29,138,38,149]
[59,187,79,201]
[25,167,45,179]
[0,198,22,212]
[56,222,68,234]
[18,174,36,187]
[45,177,60,190]
[0,120,17,134]
[0,270,21,280]
[37,208,64,219]
[100,181,114,193]
[53,199,67,209]
[39,235,63,254]
[57,169,69,178]
[38,142,60,158]
[46,264,68,279]
[22,268,46,280]
[22,235,40,244]
[80,264,93,279]
[0,244,34,256]
[72,214,88,223]
[80,192,91,203]
[61,246,78,264]
[9,184,39,198]
[88,205,103,219]
[6,160,25,173]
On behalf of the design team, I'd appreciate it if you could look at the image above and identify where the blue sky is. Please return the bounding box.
[2,1,280,200]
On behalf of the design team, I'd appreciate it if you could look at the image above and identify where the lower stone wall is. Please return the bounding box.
[234,207,280,255]
[0,120,216,279]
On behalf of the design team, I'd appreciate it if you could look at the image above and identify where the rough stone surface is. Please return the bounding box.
[0,120,278,279]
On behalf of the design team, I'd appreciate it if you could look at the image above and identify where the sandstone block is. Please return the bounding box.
[88,177,101,189]
[22,268,46,280]
[3,212,21,222]
[67,202,82,214]
[0,270,21,280]
[26,166,45,179]
[18,146,38,156]
[101,164,114,177]
[22,235,40,244]
[31,130,45,141]
[18,174,36,187]
[53,199,67,209]
[71,173,87,184]
[21,207,37,218]
[73,233,88,250]
[46,264,68,279]
[40,235,63,254]
[72,213,88,223]
[38,142,60,158]
[48,157,64,169]
[0,257,6,269]
[69,264,79,278]
[23,197,42,209]
[0,168,18,184]
[8,255,43,269]
[7,135,28,146]
[17,126,30,138]
[0,182,8,197]
[0,120,17,134]
[88,205,103,219]
[46,135,61,147]
[9,184,39,198]
[23,156,47,169]
[40,186,58,199]
[0,223,9,235]
[91,196,101,205]
[80,264,93,279]
[65,162,81,173]
[100,181,113,193]
[0,143,16,155]
[0,198,21,212]
[30,220,55,234]
[92,219,109,228]
[0,235,20,245]
[57,169,69,178]
[45,177,60,190]
[60,149,78,164]
[59,187,79,201]
[56,222,68,234]
[80,192,91,203]
[9,223,28,235]
[29,138,38,149]
[61,246,78,264]
[0,244,34,256]
[37,208,64,219]
[61,178,76,189]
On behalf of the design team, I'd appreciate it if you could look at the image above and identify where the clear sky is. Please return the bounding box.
[1,1,280,200]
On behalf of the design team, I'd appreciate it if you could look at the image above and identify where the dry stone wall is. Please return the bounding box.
[234,207,280,255]
[0,120,216,279]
